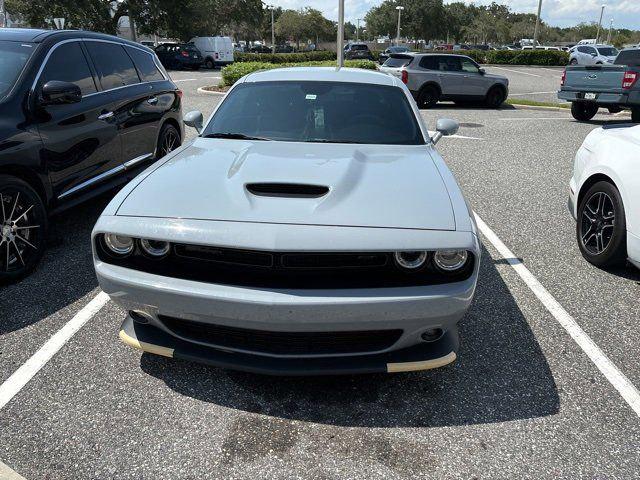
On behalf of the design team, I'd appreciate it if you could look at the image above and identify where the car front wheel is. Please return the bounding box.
[0,175,48,284]
[577,181,627,268]
[156,123,181,158]
[571,102,599,121]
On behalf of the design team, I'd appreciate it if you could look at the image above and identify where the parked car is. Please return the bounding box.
[154,43,202,70]
[0,28,183,283]
[344,42,374,60]
[380,53,509,108]
[568,124,640,270]
[569,45,618,65]
[558,47,640,122]
[190,36,234,69]
[249,44,272,54]
[93,67,480,375]
[276,44,294,53]
[378,46,410,64]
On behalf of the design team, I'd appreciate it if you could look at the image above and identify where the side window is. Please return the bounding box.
[39,42,97,95]
[419,56,438,70]
[155,45,166,53]
[577,46,588,54]
[127,47,164,82]
[437,57,461,71]
[461,58,479,73]
[85,42,140,91]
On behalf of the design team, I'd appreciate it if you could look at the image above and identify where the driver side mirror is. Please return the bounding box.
[184,110,204,134]
[432,118,459,144]
[478,67,486,75]
[40,81,82,106]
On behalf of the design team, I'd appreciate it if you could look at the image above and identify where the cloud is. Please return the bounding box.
[268,0,640,29]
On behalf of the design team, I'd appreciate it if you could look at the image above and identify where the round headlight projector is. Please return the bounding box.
[394,251,428,270]
[433,250,468,272]
[140,238,171,257]
[103,233,134,255]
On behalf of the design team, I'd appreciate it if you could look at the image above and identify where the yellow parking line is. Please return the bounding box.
[387,351,457,373]
[118,330,174,358]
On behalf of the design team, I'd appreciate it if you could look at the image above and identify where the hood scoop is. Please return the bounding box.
[246,183,330,198]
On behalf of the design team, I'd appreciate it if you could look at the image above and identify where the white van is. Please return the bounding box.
[189,36,234,68]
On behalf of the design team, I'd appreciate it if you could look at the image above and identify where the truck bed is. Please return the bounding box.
[558,64,640,107]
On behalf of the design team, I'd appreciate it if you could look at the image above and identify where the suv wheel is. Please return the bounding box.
[569,58,578,65]
[571,102,599,121]
[485,86,505,108]
[418,85,439,109]
[205,58,215,69]
[577,181,627,268]
[0,175,48,284]
[157,123,181,158]
[632,108,640,123]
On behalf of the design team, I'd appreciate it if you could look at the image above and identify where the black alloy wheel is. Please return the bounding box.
[418,85,439,109]
[485,86,505,108]
[157,123,181,158]
[0,175,48,284]
[577,181,627,268]
[571,102,599,121]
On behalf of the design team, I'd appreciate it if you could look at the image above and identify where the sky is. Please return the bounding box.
[268,0,640,30]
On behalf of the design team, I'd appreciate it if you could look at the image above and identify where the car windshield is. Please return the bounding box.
[614,49,640,66]
[203,81,425,145]
[0,41,34,100]
[351,45,368,51]
[598,47,618,56]
[389,47,409,53]
[384,56,413,67]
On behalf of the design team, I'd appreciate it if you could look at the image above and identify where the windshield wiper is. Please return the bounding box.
[304,139,362,144]
[203,132,271,141]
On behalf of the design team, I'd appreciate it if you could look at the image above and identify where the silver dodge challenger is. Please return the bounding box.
[92,67,481,375]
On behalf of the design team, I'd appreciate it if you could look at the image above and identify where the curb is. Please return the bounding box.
[197,86,227,96]
[508,103,568,112]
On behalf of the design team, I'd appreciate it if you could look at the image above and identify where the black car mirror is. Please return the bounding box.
[478,68,486,75]
[41,81,82,106]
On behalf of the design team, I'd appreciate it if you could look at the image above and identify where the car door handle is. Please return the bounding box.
[98,111,114,120]
[147,96,158,105]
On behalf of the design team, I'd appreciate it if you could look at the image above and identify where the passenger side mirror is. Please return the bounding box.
[184,110,204,134]
[40,81,82,106]
[432,118,459,144]
[478,67,486,75]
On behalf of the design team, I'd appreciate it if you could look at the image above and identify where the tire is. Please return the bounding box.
[156,123,181,159]
[418,85,439,109]
[485,86,505,108]
[571,102,599,121]
[576,181,627,268]
[569,58,578,65]
[632,108,640,123]
[204,58,215,69]
[607,106,623,114]
[0,175,48,284]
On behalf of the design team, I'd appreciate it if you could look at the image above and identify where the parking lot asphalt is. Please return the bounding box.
[1,69,639,479]
[484,65,564,105]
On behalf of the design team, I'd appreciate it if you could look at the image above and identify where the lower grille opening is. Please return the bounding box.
[160,316,403,355]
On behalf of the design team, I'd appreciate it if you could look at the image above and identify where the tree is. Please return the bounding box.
[275,8,333,48]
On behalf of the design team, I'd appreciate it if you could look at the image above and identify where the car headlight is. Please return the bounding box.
[103,233,134,256]
[140,238,171,257]
[394,251,428,270]
[433,250,468,272]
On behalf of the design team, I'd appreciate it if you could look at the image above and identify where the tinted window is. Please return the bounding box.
[0,41,35,100]
[86,42,140,90]
[39,42,96,95]
[461,58,479,73]
[126,47,164,82]
[577,46,590,53]
[615,49,640,66]
[597,47,618,56]
[351,45,368,51]
[419,56,438,70]
[204,81,424,145]
[385,56,413,67]
[437,56,462,71]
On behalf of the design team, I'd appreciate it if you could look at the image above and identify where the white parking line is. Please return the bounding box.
[0,460,26,480]
[490,67,542,77]
[499,117,571,121]
[0,292,110,411]
[474,212,640,417]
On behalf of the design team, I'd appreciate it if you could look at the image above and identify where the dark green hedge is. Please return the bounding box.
[422,49,569,66]
[234,51,336,64]
[221,60,377,86]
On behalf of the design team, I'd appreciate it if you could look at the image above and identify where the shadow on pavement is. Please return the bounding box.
[0,194,110,334]
[141,245,560,427]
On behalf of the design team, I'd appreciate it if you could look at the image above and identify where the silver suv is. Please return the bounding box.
[380,53,509,108]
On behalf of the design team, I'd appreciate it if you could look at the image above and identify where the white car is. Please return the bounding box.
[92,67,481,375]
[569,124,640,269]
[569,44,619,65]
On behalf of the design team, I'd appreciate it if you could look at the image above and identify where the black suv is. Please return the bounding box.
[0,29,184,283]
[344,43,374,61]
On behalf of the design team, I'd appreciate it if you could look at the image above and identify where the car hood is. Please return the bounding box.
[116,139,456,231]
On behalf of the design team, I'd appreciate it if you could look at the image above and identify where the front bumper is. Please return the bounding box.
[120,314,459,375]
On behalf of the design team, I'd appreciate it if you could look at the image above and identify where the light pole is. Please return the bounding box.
[268,5,275,54]
[395,5,404,46]
[533,0,543,47]
[607,18,613,44]
[0,0,6,28]
[337,0,344,68]
[356,18,362,41]
[595,4,605,44]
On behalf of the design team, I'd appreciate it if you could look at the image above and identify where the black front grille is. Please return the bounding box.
[160,316,403,355]
[96,239,475,289]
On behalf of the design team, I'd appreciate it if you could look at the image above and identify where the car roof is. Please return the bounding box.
[0,28,54,42]
[243,67,399,87]
[0,28,153,52]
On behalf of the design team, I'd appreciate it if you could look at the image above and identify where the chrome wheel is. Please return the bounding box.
[580,191,615,255]
[0,191,41,273]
